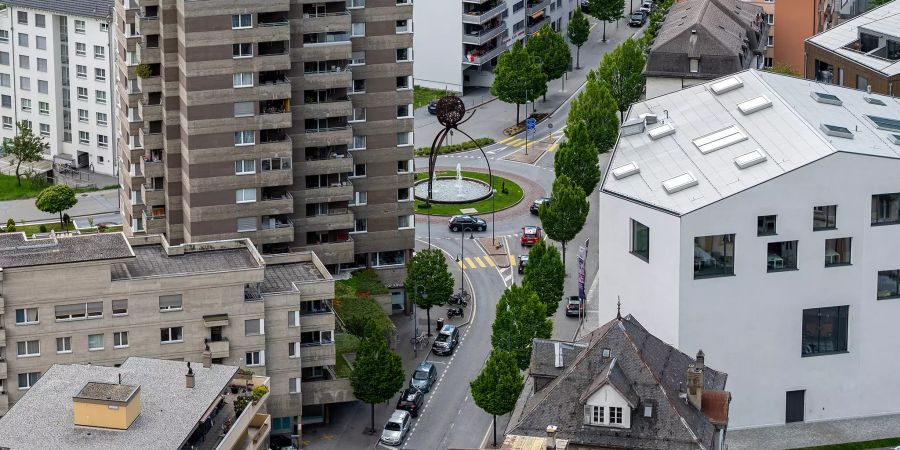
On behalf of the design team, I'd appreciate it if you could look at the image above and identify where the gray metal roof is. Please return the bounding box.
[260,262,328,293]
[807,1,900,77]
[0,358,238,450]
[0,232,134,269]
[111,243,261,280]
[2,0,113,19]
[602,69,900,215]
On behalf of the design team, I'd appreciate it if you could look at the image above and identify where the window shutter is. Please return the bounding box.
[112,299,128,314]
[160,294,182,309]
[237,217,256,231]
[234,101,254,117]
[87,302,103,316]
[259,350,265,365]
[583,405,591,424]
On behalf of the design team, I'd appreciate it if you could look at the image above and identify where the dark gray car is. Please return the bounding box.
[409,362,438,392]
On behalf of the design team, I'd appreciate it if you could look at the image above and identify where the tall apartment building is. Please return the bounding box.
[115,0,415,283]
[0,0,118,177]
[740,0,775,68]
[0,232,352,439]
[414,0,578,92]
[598,69,900,428]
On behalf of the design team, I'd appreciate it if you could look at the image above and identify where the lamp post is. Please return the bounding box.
[413,283,427,356]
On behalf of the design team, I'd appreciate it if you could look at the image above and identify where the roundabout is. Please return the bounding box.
[414,169,524,216]
[413,165,493,204]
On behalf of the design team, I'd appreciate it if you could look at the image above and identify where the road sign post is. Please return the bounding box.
[525,118,536,155]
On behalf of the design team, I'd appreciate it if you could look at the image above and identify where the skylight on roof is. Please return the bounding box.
[811,92,843,106]
[890,134,900,145]
[734,149,767,169]
[612,162,640,179]
[820,124,854,139]
[864,96,887,106]
[648,123,676,140]
[866,115,900,132]
[737,96,773,115]
[692,125,747,154]
[662,172,698,194]
[710,76,743,95]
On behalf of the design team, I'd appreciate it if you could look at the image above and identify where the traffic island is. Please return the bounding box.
[414,170,523,216]
[477,236,510,268]
[502,140,553,164]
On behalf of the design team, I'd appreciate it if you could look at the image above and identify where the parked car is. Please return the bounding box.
[409,362,438,392]
[639,1,653,13]
[449,215,487,232]
[432,324,460,356]
[396,388,425,417]
[518,254,528,274]
[380,410,412,446]
[428,100,439,115]
[565,296,584,317]
[521,226,542,246]
[629,11,647,27]
[530,197,550,215]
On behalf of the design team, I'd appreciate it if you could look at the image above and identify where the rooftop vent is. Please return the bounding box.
[710,76,743,95]
[737,96,773,115]
[640,113,658,125]
[866,115,900,132]
[621,118,646,136]
[693,125,747,154]
[662,172,698,194]
[820,123,854,139]
[811,92,842,106]
[612,162,640,179]
[554,342,564,368]
[648,123,676,140]
[734,149,768,169]
[889,134,900,145]
[864,96,887,106]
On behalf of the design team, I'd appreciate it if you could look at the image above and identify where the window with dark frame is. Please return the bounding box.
[767,241,798,272]
[813,205,837,230]
[871,193,900,225]
[802,306,848,356]
[877,270,900,300]
[757,215,776,236]
[630,219,649,261]
[693,234,735,278]
[824,238,851,267]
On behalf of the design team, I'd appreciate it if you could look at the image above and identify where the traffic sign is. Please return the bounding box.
[526,118,536,130]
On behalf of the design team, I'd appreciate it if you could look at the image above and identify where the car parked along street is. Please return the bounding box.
[381,410,411,446]
[409,362,438,392]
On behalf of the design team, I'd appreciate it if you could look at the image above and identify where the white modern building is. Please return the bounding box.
[0,0,117,177]
[414,0,578,92]
[598,69,900,429]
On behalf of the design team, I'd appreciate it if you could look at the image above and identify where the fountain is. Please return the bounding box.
[414,164,493,204]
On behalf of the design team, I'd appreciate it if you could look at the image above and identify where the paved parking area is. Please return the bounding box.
[728,414,900,450]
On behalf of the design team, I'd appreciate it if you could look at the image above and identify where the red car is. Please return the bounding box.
[521,226,542,246]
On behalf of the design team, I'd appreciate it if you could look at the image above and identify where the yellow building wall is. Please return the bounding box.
[73,394,140,430]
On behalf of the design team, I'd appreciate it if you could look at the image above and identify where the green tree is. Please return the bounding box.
[491,41,547,124]
[523,241,565,316]
[539,175,588,267]
[554,122,601,195]
[470,349,524,448]
[765,62,801,77]
[35,184,78,230]
[565,73,619,153]
[567,9,590,69]
[491,284,552,370]
[586,0,625,42]
[7,121,48,186]
[869,0,890,10]
[350,325,405,433]
[405,248,455,335]
[525,24,571,100]
[596,38,646,122]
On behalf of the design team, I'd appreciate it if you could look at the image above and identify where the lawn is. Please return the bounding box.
[333,269,395,337]
[787,437,900,450]
[3,222,124,236]
[414,138,495,157]
[334,333,360,379]
[414,86,457,109]
[414,170,524,216]
[0,175,46,201]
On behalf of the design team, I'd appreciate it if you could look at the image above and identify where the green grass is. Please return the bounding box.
[334,269,394,338]
[0,174,116,201]
[414,86,457,109]
[334,333,360,379]
[787,437,900,450]
[415,138,495,157]
[339,268,389,295]
[2,223,123,236]
[414,170,524,216]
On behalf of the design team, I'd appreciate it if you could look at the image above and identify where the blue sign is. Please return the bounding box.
[526,118,536,130]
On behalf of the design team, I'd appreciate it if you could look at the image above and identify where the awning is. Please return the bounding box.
[530,10,544,20]
[203,314,229,327]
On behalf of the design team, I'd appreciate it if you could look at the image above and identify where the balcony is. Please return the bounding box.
[140,127,163,149]
[303,99,352,120]
[463,22,507,45]
[303,378,354,406]
[138,75,162,93]
[0,359,6,376]
[258,217,294,244]
[258,12,289,27]
[260,190,294,215]
[215,375,270,450]
[527,0,550,11]
[142,181,165,206]
[463,1,506,24]
[296,183,353,204]
[246,413,271,450]
[304,68,352,90]
[137,12,159,35]
[291,239,354,265]
[301,11,350,34]
[304,155,353,175]
[139,101,162,122]
[206,338,231,359]
[463,44,505,65]
[298,343,337,366]
[140,155,164,179]
[297,209,353,231]
[303,126,351,147]
[0,328,5,348]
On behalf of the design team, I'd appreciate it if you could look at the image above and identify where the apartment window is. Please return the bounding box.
[76,65,88,78]
[513,0,525,12]
[94,46,105,59]
[2,116,12,129]
[232,43,253,58]
[100,22,109,32]
[0,30,7,43]
[587,405,604,425]
[397,131,412,146]
[234,101,255,117]
[871,193,900,225]
[693,234,735,278]
[350,107,366,122]
[56,337,72,354]
[233,72,253,87]
[767,35,774,47]
[114,331,129,348]
[352,163,366,177]
[398,215,414,229]
[112,299,128,315]
[76,43,86,56]
[36,57,47,72]
[396,19,410,33]
[396,48,411,62]
[0,74,8,87]
[78,109,89,122]
[232,14,252,29]
[629,219,650,261]
[350,135,366,150]
[398,160,410,173]
[396,75,411,90]
[236,188,257,203]
[74,20,86,33]
[350,51,365,65]
[347,0,365,8]
[244,318,265,336]
[288,341,302,358]
[354,191,367,205]
[19,76,30,91]
[398,104,412,118]
[78,131,89,144]
[351,23,365,36]
[856,75,869,90]
[18,372,40,390]
[97,134,108,148]
[0,51,9,65]
[160,326,184,343]
[17,11,28,24]
[513,20,525,33]
[86,334,104,351]
[609,407,624,424]
[19,54,29,69]
[234,130,255,146]
[38,102,49,115]
[36,36,46,50]
[877,270,900,299]
[77,87,88,100]
[55,302,103,320]
[290,378,301,393]
[757,215,777,236]
[766,13,774,25]
[15,308,39,325]
[18,33,28,48]
[689,58,699,73]
[237,217,257,232]
[398,187,411,202]
[1,95,10,108]
[767,241,797,272]
[37,80,48,94]
[354,218,367,233]
[39,123,49,137]
[825,238,851,267]
[16,339,41,358]
[235,159,256,175]
[245,350,264,366]
[95,90,107,104]
[97,112,108,126]
[351,79,366,94]
[802,305,848,356]
[261,157,290,171]
[373,250,405,267]
[95,68,106,81]
[159,294,183,312]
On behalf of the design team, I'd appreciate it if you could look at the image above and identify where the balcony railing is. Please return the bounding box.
[462,1,507,24]
[305,125,349,133]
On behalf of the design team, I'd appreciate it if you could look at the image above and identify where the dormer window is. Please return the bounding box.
[609,407,624,424]
[690,58,699,73]
[583,404,629,428]
[587,405,604,425]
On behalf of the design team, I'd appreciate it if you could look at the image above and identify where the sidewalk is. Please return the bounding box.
[413,14,644,147]
[0,188,120,223]
[727,413,900,450]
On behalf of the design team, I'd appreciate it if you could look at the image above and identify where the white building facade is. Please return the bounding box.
[0,0,117,177]
[414,0,578,92]
[598,69,900,429]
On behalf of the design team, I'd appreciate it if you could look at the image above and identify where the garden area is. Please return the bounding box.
[332,269,395,378]
[414,170,524,216]
[413,86,457,109]
[414,138,494,157]
[0,174,114,201]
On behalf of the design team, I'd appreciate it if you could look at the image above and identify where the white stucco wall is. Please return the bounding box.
[413,0,463,92]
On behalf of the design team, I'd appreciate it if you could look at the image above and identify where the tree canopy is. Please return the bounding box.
[525,24,572,99]
[406,248,455,332]
[765,62,801,77]
[523,240,566,316]
[350,325,405,432]
[567,9,590,69]
[539,175,589,267]
[35,184,78,229]
[586,0,625,41]
[491,41,547,123]
[491,284,552,370]
[565,73,619,153]
[7,121,48,186]
[596,38,646,122]
[554,121,601,195]
[470,349,524,447]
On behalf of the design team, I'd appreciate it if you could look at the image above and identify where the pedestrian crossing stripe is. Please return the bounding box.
[474,256,487,268]
[498,136,517,145]
[484,257,496,267]
[457,260,465,269]
[465,257,477,269]
[509,255,517,266]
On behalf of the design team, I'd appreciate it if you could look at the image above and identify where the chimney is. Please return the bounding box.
[202,344,212,368]
[545,425,558,450]
[186,362,195,389]
[867,85,872,94]
[687,350,704,410]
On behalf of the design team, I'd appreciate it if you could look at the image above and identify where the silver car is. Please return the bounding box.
[380,410,411,446]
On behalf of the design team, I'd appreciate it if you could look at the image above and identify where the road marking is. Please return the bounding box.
[508,138,525,147]
[508,254,517,266]
[457,260,464,269]
[497,136,516,144]
[548,143,559,152]
[465,257,477,269]
[474,256,487,268]
[484,256,496,267]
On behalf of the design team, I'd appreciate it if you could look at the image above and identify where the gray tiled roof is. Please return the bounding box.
[260,262,328,293]
[0,358,238,450]
[807,1,900,77]
[0,232,133,269]
[2,0,113,19]
[111,244,261,279]
[509,315,728,450]
[75,381,139,403]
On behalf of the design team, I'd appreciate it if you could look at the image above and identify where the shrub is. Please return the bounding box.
[5,218,14,232]
[134,63,152,78]
[415,137,495,156]
[97,224,108,232]
[233,395,251,416]
[39,224,47,233]
[251,385,269,399]
[237,368,254,377]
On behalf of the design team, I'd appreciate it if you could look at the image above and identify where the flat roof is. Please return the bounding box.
[602,69,900,215]
[2,0,113,19]
[260,262,328,293]
[807,1,900,76]
[0,232,134,269]
[111,244,261,280]
[75,382,139,403]
[0,358,237,450]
